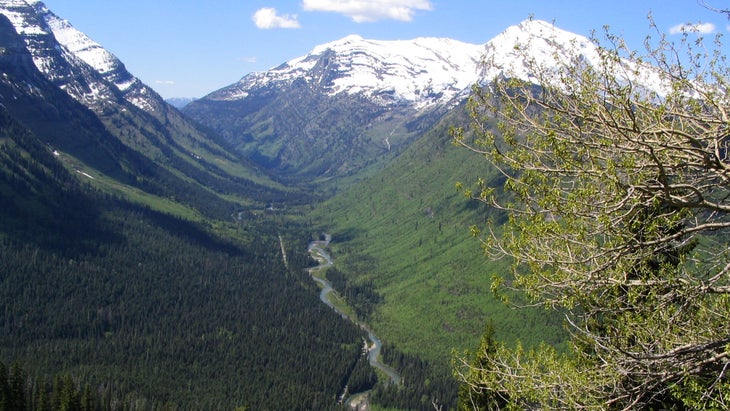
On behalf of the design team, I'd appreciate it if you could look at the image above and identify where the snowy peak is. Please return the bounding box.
[209,34,485,109]
[46,12,119,76]
[480,18,598,83]
[481,19,668,95]
[0,0,159,112]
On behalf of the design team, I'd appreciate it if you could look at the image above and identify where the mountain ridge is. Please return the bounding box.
[183,18,604,182]
[206,34,485,110]
[0,0,161,112]
[204,18,604,109]
[0,0,292,218]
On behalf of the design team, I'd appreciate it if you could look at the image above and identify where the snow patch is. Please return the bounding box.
[44,13,118,75]
[75,169,94,179]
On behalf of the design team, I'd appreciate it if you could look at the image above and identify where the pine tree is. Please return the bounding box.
[0,362,9,411]
[9,363,26,411]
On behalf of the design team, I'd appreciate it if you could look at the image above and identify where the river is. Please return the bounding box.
[307,235,402,398]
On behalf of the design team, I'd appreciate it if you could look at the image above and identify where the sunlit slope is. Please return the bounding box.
[310,102,566,366]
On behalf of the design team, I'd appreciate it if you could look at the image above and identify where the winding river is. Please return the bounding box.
[307,235,402,390]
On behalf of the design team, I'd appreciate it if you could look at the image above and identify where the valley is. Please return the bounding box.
[307,234,400,407]
[0,1,652,410]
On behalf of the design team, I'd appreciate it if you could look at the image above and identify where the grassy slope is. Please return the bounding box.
[309,103,566,368]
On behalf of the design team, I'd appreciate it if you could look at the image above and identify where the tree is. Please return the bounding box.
[455,321,508,411]
[453,19,730,410]
[0,362,8,411]
[9,363,25,411]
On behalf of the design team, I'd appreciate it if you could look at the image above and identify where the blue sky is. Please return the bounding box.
[41,0,730,99]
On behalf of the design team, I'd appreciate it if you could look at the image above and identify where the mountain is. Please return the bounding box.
[0,0,290,218]
[478,18,596,82]
[480,18,667,94]
[206,34,484,109]
[1,0,159,112]
[183,19,606,183]
[183,35,485,182]
[165,97,196,109]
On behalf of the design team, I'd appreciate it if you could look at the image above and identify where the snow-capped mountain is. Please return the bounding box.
[0,0,162,113]
[208,34,485,110]
[480,19,597,83]
[0,0,280,214]
[480,19,667,95]
[204,19,609,111]
[186,34,492,178]
[184,18,612,179]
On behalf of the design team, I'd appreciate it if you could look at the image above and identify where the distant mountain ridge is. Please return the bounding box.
[202,19,605,109]
[166,97,196,109]
[207,34,485,110]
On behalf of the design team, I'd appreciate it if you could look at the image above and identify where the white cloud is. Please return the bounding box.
[155,80,175,85]
[302,0,432,23]
[669,22,716,34]
[252,7,301,29]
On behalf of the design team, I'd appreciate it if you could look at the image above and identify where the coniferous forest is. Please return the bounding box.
[0,109,370,410]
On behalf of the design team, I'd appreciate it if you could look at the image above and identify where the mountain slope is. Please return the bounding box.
[1,0,152,110]
[184,35,484,182]
[0,7,370,409]
[0,13,240,219]
[183,19,624,185]
[0,0,290,217]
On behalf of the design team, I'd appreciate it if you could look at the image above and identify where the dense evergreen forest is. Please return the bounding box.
[1,361,120,411]
[324,267,382,320]
[0,110,373,410]
[370,345,457,410]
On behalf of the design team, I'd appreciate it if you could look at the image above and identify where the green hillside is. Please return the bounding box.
[308,103,567,369]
